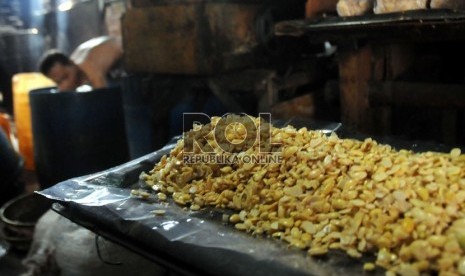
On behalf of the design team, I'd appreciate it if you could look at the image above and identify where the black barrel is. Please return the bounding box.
[121,75,155,159]
[29,86,130,188]
[0,128,24,204]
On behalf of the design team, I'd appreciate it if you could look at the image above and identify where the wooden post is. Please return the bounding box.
[338,45,374,133]
[338,43,415,135]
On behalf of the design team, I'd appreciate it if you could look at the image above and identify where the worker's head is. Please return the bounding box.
[39,50,84,91]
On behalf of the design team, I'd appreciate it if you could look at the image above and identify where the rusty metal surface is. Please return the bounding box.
[275,9,465,42]
[122,2,261,74]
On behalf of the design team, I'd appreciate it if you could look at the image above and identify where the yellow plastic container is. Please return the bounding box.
[0,112,11,142]
[13,73,55,170]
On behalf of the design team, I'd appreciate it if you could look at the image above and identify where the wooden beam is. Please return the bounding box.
[369,81,465,108]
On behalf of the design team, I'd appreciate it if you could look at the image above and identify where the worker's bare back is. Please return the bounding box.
[70,36,123,89]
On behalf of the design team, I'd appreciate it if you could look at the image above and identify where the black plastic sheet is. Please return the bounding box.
[38,122,401,276]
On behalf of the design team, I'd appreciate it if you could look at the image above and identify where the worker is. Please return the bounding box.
[38,36,123,91]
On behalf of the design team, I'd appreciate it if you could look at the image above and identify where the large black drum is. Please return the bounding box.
[29,86,130,188]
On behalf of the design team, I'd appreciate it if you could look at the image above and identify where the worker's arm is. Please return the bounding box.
[88,72,107,89]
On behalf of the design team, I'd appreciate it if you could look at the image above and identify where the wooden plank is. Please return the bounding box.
[122,6,199,74]
[122,4,260,74]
